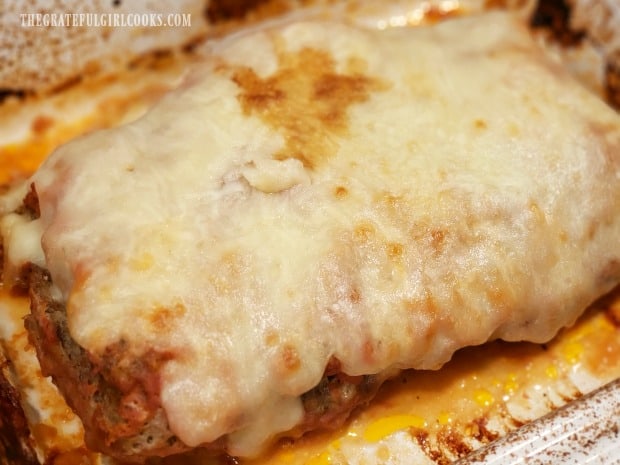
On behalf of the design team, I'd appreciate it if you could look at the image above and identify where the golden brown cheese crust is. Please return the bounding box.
[232,47,390,170]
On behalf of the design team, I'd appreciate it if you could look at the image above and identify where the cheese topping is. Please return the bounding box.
[3,11,620,456]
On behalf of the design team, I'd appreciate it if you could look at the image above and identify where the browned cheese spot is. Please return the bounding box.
[354,222,376,243]
[211,252,244,295]
[362,339,376,365]
[387,242,404,259]
[281,344,301,373]
[264,329,279,347]
[148,303,187,332]
[334,185,348,198]
[473,118,488,130]
[375,192,408,222]
[232,47,388,169]
[430,229,446,252]
[31,114,55,135]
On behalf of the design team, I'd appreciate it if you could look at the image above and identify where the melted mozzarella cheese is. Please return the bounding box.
[3,11,620,457]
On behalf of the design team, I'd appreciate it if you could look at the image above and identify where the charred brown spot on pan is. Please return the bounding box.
[0,362,39,465]
[469,416,500,443]
[205,0,271,22]
[232,47,388,169]
[410,428,446,464]
[437,427,473,458]
[529,0,585,47]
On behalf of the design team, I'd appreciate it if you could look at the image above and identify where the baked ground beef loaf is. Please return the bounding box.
[25,264,382,460]
[22,210,382,460]
[1,2,620,464]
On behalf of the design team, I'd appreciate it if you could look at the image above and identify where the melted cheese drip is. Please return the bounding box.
[3,11,620,457]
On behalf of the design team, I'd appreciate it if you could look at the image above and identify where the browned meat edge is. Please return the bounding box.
[26,266,191,461]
